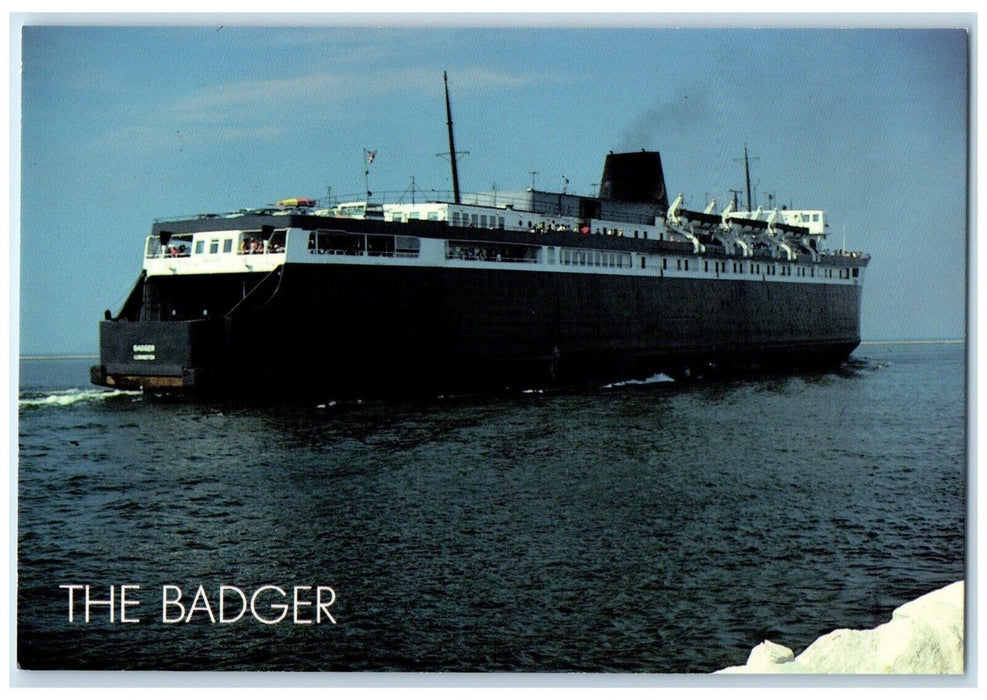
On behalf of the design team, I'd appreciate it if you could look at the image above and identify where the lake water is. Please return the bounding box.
[16,342,967,674]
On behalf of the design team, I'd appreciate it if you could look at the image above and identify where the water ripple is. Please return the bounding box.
[16,346,967,672]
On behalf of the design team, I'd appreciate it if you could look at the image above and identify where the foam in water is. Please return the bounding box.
[602,373,675,389]
[18,388,142,408]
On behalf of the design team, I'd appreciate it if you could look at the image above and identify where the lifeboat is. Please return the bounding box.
[277,197,317,208]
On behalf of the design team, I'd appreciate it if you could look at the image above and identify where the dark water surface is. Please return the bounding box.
[16,343,966,673]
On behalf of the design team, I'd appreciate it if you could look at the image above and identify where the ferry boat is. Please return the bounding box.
[90,77,869,398]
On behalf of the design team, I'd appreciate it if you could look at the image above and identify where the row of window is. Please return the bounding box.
[539,249,858,280]
[192,233,286,255]
[146,229,289,258]
[558,248,632,268]
[393,210,442,223]
[446,240,540,263]
[307,230,421,257]
[450,211,507,229]
[197,238,233,255]
[658,256,858,279]
[446,210,667,239]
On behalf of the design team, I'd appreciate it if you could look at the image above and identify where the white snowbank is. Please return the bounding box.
[716,581,964,674]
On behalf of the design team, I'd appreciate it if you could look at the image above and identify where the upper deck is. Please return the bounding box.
[142,193,869,293]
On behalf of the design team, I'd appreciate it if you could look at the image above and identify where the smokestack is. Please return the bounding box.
[598,151,669,210]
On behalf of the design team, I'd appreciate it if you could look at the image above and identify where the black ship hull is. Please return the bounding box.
[92,261,862,399]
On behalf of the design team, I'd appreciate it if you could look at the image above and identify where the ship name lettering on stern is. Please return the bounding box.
[132,343,156,361]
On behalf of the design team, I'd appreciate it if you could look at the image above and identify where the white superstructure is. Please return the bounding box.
[142,196,867,291]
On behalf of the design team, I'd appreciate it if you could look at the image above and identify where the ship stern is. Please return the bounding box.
[91,318,225,392]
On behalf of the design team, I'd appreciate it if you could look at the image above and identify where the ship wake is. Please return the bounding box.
[602,373,676,389]
[18,388,142,409]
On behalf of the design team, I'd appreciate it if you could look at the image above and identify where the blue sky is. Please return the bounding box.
[15,21,969,354]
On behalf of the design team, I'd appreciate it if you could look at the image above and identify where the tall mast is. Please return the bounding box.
[744,145,752,212]
[444,71,461,204]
